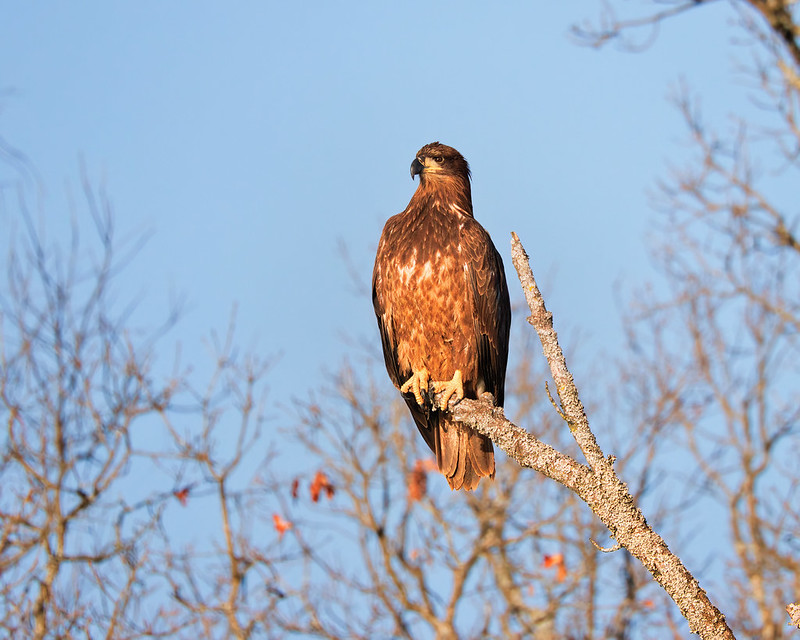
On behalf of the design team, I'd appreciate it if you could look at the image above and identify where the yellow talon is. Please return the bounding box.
[431,369,464,410]
[400,368,430,406]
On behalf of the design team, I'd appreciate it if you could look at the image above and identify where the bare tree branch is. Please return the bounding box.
[447,233,736,640]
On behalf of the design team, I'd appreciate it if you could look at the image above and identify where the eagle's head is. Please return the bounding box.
[411,142,471,183]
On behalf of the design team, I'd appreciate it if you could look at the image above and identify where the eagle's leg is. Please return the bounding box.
[431,369,464,410]
[400,367,430,406]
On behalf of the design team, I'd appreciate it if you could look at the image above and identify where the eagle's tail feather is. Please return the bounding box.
[468,431,495,477]
[435,416,495,491]
[435,415,459,476]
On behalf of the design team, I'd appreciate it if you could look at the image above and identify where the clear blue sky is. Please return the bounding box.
[1,2,740,400]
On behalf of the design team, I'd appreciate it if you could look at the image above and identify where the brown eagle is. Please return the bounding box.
[372,142,511,491]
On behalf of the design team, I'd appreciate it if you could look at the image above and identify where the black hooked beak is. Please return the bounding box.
[410,157,424,180]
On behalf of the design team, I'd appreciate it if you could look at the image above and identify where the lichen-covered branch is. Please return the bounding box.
[449,233,736,640]
[509,231,606,471]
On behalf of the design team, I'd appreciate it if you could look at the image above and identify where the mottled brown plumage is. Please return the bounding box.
[372,142,511,490]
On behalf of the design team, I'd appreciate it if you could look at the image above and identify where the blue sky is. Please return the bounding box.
[1,2,741,402]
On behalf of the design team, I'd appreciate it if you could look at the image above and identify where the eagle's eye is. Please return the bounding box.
[433,155,444,164]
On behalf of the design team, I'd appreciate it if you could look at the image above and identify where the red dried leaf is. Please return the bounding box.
[173,487,190,507]
[273,513,292,539]
[291,477,300,500]
[407,460,428,503]
[543,553,567,582]
[542,552,562,568]
[310,471,335,503]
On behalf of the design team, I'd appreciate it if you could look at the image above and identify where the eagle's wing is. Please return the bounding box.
[372,234,401,389]
[372,224,438,453]
[463,222,511,406]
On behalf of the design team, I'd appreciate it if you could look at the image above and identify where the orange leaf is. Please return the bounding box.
[407,460,428,503]
[543,553,567,582]
[273,513,292,539]
[542,553,560,568]
[310,470,335,503]
[173,487,190,507]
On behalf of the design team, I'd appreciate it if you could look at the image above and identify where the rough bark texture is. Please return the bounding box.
[448,232,736,639]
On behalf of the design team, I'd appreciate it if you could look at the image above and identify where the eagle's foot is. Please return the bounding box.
[431,369,464,410]
[400,367,431,406]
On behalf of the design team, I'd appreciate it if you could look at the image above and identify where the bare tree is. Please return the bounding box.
[148,322,287,639]
[0,167,282,638]
[620,87,800,637]
[576,0,800,636]
[271,347,677,640]
[0,176,185,637]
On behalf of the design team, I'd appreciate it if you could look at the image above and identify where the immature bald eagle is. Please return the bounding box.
[372,142,511,490]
